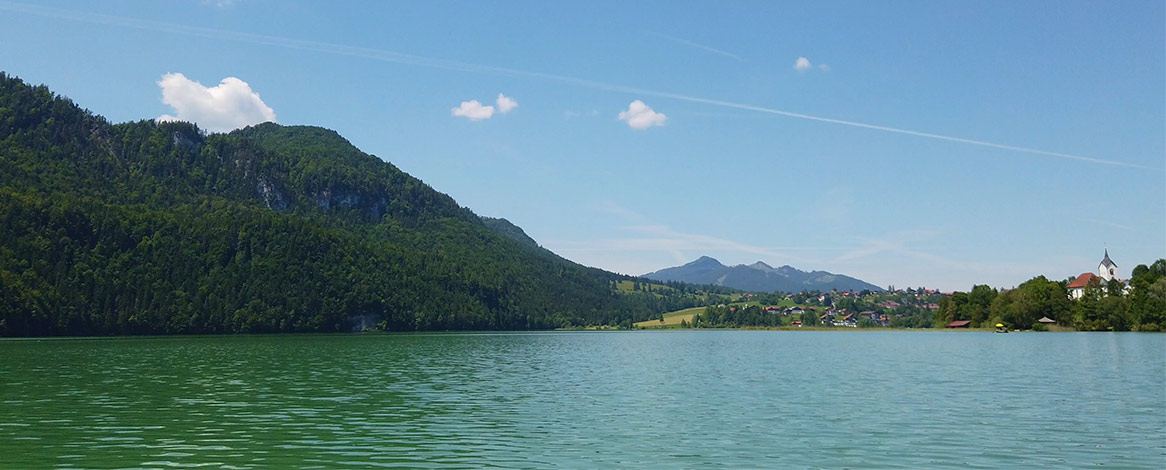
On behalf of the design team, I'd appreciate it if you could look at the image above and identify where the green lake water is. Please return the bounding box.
[1,331,1163,469]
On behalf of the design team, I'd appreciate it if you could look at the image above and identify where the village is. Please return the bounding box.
[639,249,1165,332]
[728,287,944,328]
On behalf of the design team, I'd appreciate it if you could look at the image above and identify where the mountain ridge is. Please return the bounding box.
[643,256,883,293]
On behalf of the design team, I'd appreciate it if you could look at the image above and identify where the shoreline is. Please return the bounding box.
[573,326,1088,333]
[18,325,1166,340]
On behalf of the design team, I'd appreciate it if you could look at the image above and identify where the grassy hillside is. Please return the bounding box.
[633,307,706,328]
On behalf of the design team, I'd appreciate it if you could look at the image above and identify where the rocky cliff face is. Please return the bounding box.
[148,122,474,227]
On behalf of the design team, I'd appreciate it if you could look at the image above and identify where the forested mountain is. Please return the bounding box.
[643,256,883,293]
[0,72,700,336]
[480,217,541,250]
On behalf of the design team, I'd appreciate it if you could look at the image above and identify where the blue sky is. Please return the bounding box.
[1,0,1162,291]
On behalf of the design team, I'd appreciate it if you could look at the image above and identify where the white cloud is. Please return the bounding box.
[794,56,812,72]
[451,100,495,120]
[496,93,517,114]
[794,57,830,73]
[155,73,275,133]
[618,100,667,129]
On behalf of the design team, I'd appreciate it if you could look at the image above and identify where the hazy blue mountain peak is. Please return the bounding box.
[644,256,883,293]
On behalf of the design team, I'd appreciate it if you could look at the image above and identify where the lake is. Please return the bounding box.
[1,331,1163,469]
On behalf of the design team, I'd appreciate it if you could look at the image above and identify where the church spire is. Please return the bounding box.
[1101,249,1116,269]
[1098,249,1118,282]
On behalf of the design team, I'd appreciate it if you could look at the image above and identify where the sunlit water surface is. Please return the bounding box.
[2,331,1163,468]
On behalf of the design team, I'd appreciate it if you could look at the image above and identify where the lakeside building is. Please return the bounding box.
[1067,250,1129,300]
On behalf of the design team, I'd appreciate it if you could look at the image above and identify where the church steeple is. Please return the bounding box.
[1100,249,1116,269]
[1098,249,1117,281]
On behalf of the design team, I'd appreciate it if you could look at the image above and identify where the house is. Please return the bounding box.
[820,312,835,326]
[1067,272,1099,300]
[947,320,971,328]
[841,313,857,327]
[1037,316,1056,325]
[791,320,803,327]
[788,307,805,315]
[880,301,901,309]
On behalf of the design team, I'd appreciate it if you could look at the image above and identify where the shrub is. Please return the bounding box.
[1135,323,1161,332]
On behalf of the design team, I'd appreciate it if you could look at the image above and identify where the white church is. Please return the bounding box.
[1066,250,1125,300]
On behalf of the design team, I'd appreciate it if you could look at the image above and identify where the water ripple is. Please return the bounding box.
[0,331,1163,468]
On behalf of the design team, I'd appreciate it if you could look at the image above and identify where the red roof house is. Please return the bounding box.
[1067,272,1097,289]
[1067,272,1100,300]
[947,320,971,328]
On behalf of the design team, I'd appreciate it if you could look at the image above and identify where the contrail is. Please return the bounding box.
[648,32,747,62]
[1,1,1158,171]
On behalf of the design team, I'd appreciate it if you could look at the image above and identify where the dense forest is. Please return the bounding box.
[0,72,703,336]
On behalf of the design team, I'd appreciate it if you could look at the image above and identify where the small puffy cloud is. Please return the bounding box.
[156,73,275,133]
[451,100,495,120]
[618,100,667,129]
[794,57,812,72]
[794,57,830,73]
[452,94,517,120]
[496,93,518,114]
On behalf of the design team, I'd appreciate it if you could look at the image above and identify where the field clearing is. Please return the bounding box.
[614,280,675,293]
[635,301,824,329]
[633,307,706,328]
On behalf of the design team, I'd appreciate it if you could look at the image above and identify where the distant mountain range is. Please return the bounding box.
[643,256,883,293]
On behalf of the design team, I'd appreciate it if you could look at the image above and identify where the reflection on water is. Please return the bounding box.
[1,331,1163,468]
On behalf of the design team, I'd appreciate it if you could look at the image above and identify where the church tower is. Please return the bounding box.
[1098,249,1117,282]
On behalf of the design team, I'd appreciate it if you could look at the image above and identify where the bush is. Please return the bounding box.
[1031,323,1047,332]
[1135,323,1162,332]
